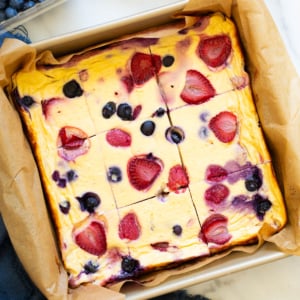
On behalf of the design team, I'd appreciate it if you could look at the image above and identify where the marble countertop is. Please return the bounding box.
[22,0,300,76]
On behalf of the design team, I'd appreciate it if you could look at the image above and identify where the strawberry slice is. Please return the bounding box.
[204,184,229,206]
[106,128,131,147]
[57,126,90,161]
[209,111,237,143]
[127,154,163,191]
[205,164,228,182]
[197,34,232,68]
[199,213,231,245]
[130,52,161,85]
[180,69,216,104]
[119,212,141,240]
[167,165,189,192]
[74,221,107,256]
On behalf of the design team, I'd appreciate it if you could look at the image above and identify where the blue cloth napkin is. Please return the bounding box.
[0,215,46,300]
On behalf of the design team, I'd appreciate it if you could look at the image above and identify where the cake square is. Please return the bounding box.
[117,190,209,270]
[65,209,130,287]
[149,13,249,110]
[168,87,271,184]
[189,162,286,251]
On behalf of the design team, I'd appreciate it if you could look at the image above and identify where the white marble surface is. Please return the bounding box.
[20,1,300,299]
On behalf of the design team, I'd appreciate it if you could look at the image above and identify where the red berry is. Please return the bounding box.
[205,164,228,182]
[204,184,229,205]
[57,126,90,161]
[167,165,189,192]
[106,128,131,147]
[127,154,163,191]
[180,69,216,104]
[74,221,107,256]
[119,212,141,240]
[130,52,161,85]
[151,242,170,252]
[199,213,231,245]
[197,34,232,68]
[209,111,237,143]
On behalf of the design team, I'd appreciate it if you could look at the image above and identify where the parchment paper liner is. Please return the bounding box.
[1,0,300,299]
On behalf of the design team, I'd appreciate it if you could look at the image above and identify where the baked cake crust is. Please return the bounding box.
[10,12,286,287]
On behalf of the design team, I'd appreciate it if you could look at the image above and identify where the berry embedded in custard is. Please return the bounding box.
[180,69,216,105]
[127,154,163,191]
[73,220,107,256]
[197,34,232,69]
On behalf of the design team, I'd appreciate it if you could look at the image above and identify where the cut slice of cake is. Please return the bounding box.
[149,13,249,110]
[189,162,286,252]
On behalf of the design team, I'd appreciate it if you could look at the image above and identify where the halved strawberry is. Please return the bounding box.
[180,69,216,104]
[119,212,141,240]
[74,221,107,256]
[204,184,229,206]
[127,154,163,191]
[106,128,131,147]
[130,52,161,85]
[197,34,232,68]
[209,111,237,143]
[167,165,189,192]
[205,164,228,183]
[57,126,90,161]
[199,213,231,245]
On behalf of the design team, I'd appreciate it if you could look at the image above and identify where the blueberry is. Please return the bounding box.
[198,126,208,139]
[76,192,101,213]
[51,170,60,182]
[155,107,166,117]
[5,6,17,18]
[117,103,132,120]
[102,101,116,119]
[23,0,35,10]
[140,120,155,136]
[84,260,99,274]
[0,1,8,10]
[245,166,262,192]
[107,166,122,183]
[172,224,182,236]
[162,55,175,67]
[66,169,78,182]
[63,79,83,98]
[59,200,71,214]
[57,178,67,188]
[252,194,272,220]
[20,95,35,108]
[121,256,139,273]
[9,0,23,10]
[165,126,185,144]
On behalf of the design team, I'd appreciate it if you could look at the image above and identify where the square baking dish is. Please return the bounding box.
[2,0,297,299]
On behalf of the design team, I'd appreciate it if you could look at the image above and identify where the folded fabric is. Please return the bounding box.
[0,215,46,300]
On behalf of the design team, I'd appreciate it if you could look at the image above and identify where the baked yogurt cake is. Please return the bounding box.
[10,12,287,288]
